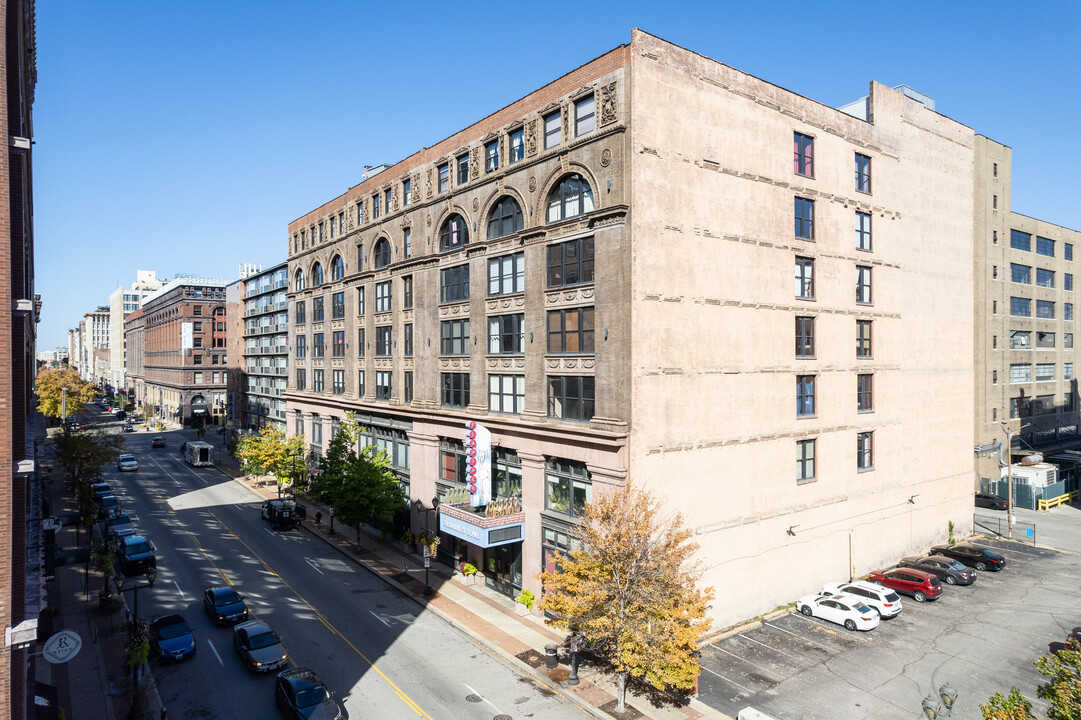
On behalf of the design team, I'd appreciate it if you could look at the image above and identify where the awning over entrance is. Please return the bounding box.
[438,502,524,548]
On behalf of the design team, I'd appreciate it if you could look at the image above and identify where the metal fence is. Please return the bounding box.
[973,512,1037,545]
[978,477,1062,511]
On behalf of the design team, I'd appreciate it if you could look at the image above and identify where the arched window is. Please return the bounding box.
[331,255,344,281]
[439,213,470,252]
[374,238,391,268]
[294,269,306,292]
[312,262,324,286]
[546,173,595,224]
[487,197,524,240]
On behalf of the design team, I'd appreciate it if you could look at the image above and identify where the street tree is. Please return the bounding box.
[1037,637,1081,720]
[311,417,405,545]
[54,429,125,485]
[538,483,714,711]
[234,426,307,492]
[36,366,97,420]
[981,688,1035,720]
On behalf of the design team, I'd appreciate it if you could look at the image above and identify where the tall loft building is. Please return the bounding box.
[1,0,37,716]
[128,278,233,426]
[79,306,109,384]
[286,30,976,627]
[241,263,289,432]
[974,135,1081,487]
[108,270,165,392]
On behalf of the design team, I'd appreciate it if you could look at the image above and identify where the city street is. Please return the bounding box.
[94,423,576,720]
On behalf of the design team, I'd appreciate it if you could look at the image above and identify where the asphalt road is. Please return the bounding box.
[100,424,574,720]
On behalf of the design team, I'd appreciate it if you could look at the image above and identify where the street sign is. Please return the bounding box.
[42,630,82,664]
[6,619,37,649]
[424,557,431,568]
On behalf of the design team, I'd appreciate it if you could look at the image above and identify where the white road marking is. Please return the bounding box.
[306,560,324,575]
[699,663,753,694]
[736,632,805,662]
[206,638,223,666]
[463,684,502,713]
[710,643,778,676]
[173,581,185,597]
[264,528,275,537]
[762,618,835,652]
[369,611,391,628]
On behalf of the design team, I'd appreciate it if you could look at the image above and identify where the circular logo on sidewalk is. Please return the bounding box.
[42,630,82,664]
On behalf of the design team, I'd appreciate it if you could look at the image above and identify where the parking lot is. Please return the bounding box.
[697,537,1076,720]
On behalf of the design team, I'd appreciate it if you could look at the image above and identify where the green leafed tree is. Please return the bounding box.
[981,688,1035,719]
[1037,637,1081,720]
[538,483,714,711]
[234,426,307,492]
[54,430,125,484]
[36,366,97,420]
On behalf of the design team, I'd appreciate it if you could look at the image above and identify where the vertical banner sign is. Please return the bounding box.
[181,322,194,351]
[465,421,492,508]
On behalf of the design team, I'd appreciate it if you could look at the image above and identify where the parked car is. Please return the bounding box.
[275,667,341,720]
[150,437,166,448]
[149,615,196,663]
[821,580,902,618]
[975,493,1008,510]
[867,568,943,602]
[930,544,1006,572]
[91,482,112,500]
[203,586,249,626]
[233,620,288,673]
[115,535,156,576]
[797,593,880,631]
[107,511,135,540]
[117,454,139,472]
[122,423,134,432]
[97,495,120,520]
[899,555,976,585]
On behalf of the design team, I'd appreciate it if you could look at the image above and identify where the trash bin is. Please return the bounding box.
[544,644,559,669]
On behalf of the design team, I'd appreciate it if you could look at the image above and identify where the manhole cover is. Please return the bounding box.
[465,694,482,703]
[494,716,513,720]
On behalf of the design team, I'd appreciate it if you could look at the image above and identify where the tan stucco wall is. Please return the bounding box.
[626,30,976,627]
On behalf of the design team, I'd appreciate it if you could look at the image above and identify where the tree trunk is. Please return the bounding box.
[617,671,627,712]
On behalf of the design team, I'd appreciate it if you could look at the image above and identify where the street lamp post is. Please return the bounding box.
[1001,421,1030,540]
[114,568,158,693]
[921,682,958,718]
[413,498,440,596]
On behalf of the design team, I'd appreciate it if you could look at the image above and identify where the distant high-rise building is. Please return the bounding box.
[109,270,165,391]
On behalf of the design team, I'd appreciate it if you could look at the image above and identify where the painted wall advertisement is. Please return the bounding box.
[180,322,193,351]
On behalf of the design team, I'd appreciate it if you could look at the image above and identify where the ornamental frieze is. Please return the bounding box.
[600,81,618,126]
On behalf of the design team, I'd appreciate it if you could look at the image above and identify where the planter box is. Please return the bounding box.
[462,574,476,586]
[515,602,530,616]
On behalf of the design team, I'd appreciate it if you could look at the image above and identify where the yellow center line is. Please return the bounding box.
[143,477,433,720]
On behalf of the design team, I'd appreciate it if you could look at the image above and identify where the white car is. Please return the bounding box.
[797,592,880,631]
[117,454,139,472]
[821,580,903,618]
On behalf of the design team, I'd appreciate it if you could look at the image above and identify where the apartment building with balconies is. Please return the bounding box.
[242,263,289,431]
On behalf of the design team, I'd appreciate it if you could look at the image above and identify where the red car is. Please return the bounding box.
[867,568,943,602]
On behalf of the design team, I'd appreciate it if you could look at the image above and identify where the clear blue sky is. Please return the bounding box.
[34,1,1081,350]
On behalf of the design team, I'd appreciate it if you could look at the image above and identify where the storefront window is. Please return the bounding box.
[544,459,591,517]
[542,525,583,576]
[493,449,522,499]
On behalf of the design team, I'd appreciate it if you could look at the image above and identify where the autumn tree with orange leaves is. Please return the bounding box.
[538,483,714,712]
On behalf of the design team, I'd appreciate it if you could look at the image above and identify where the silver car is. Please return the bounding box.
[117,454,139,472]
[821,579,903,618]
[233,620,288,672]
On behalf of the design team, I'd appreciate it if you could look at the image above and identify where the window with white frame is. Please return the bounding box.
[488,374,525,414]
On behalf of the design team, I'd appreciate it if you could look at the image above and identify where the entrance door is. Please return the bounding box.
[484,543,522,598]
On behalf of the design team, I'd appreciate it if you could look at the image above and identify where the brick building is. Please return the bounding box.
[286,30,976,628]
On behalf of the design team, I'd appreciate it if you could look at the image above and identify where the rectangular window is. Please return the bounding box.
[385,188,393,213]
[795,197,815,239]
[488,314,524,355]
[1010,397,1028,419]
[338,211,345,232]
[1011,264,1031,284]
[1036,363,1055,382]
[855,212,872,251]
[1011,297,1031,317]
[357,287,365,316]
[489,252,525,296]
[1066,274,1073,291]
[857,374,874,412]
[441,373,470,408]
[376,326,392,356]
[797,375,816,416]
[404,371,413,403]
[856,266,873,304]
[1010,364,1031,383]
[296,335,307,358]
[356,201,364,225]
[296,369,306,391]
[793,132,814,177]
[402,276,413,309]
[332,331,345,357]
[313,296,324,322]
[1037,300,1055,319]
[375,281,391,312]
[1037,236,1055,257]
[544,461,592,518]
[1011,229,1031,251]
[332,292,345,319]
[1068,334,1075,349]
[403,227,411,258]
[855,153,872,193]
[330,215,336,238]
[312,333,324,358]
[403,324,413,356]
[193,321,202,332]
[440,264,470,303]
[1037,268,1055,288]
[795,257,814,299]
[358,370,365,397]
[1066,363,1074,380]
[797,439,816,483]
[403,179,411,207]
[485,140,499,173]
[544,111,562,149]
[332,369,345,395]
[489,374,525,414]
[796,316,815,357]
[438,163,449,193]
[1067,243,1074,261]
[1034,394,1055,415]
[318,222,325,242]
[193,336,203,348]
[1011,330,1031,349]
[547,308,594,353]
[1068,304,1074,322]
[440,319,470,355]
[504,129,523,165]
[547,376,595,422]
[313,369,324,393]
[375,371,391,401]
[547,237,594,288]
[372,195,380,219]
[575,94,595,136]
[856,320,873,358]
[857,432,874,470]
[457,154,469,185]
[357,328,365,356]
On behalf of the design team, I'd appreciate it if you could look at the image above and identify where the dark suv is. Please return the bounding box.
[275,667,341,720]
[930,544,1006,572]
[899,556,976,585]
[115,535,156,576]
[867,568,943,602]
